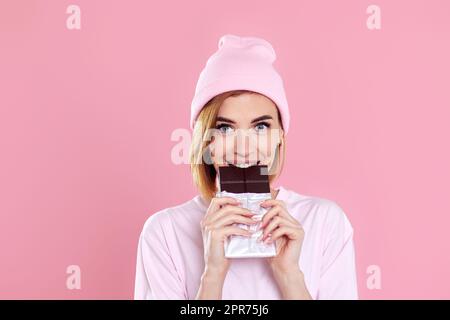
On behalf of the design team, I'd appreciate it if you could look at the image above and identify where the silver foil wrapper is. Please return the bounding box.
[216,190,277,258]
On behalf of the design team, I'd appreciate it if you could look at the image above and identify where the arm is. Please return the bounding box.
[317,203,358,300]
[195,266,227,300]
[271,265,312,300]
[134,214,187,299]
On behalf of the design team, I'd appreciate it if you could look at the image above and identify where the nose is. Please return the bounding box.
[231,129,259,164]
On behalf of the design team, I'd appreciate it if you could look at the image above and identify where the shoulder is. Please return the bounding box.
[281,186,353,234]
[139,196,203,239]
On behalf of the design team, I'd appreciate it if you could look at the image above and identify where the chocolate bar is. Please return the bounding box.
[218,164,270,193]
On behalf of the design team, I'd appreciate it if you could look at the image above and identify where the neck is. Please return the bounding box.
[271,187,280,199]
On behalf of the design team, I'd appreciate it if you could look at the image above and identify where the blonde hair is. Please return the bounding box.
[189,90,286,203]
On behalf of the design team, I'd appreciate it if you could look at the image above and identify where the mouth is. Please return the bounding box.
[227,160,261,168]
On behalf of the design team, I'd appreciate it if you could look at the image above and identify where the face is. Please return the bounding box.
[207,92,284,181]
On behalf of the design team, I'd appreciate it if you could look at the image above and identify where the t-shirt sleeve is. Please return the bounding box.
[134,213,187,299]
[317,202,358,300]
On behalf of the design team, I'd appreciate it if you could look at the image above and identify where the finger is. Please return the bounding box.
[260,199,287,210]
[267,226,304,243]
[208,196,241,213]
[212,213,259,229]
[215,226,253,240]
[260,205,280,227]
[209,205,253,224]
[261,205,296,228]
[260,203,297,227]
[261,216,298,241]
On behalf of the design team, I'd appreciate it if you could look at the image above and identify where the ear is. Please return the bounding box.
[202,143,215,165]
[207,138,216,156]
[278,130,285,146]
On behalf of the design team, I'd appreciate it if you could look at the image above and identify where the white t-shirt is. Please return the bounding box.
[134,185,358,299]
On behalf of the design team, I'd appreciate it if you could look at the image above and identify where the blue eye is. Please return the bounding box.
[215,123,234,134]
[255,122,270,132]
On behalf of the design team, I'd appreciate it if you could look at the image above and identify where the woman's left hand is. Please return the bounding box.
[258,199,305,273]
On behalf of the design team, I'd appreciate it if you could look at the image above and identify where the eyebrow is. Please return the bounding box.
[216,115,273,124]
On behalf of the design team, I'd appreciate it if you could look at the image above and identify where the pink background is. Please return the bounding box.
[1,0,449,299]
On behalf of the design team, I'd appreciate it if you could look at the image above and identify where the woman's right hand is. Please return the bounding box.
[200,196,258,277]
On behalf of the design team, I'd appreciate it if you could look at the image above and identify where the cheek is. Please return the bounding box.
[256,135,278,158]
[209,136,234,162]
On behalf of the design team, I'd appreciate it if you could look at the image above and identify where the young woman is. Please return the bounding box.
[134,34,358,300]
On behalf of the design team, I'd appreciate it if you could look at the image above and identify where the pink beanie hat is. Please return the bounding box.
[190,34,290,134]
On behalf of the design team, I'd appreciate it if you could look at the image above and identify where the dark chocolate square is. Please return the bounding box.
[218,164,270,193]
